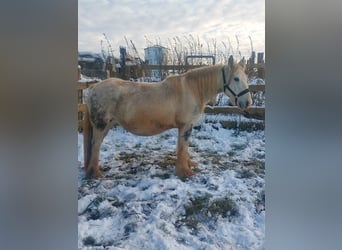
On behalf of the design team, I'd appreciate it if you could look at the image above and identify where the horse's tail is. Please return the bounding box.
[83,105,92,173]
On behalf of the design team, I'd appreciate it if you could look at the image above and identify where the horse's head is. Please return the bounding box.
[223,56,253,110]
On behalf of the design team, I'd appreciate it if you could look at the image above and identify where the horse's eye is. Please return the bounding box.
[234,77,239,82]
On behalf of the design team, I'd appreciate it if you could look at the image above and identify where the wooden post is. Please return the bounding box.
[257,52,264,64]
[257,53,265,79]
[78,66,83,132]
[249,51,256,64]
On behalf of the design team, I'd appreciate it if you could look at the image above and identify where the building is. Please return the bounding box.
[144,45,169,80]
[78,51,107,79]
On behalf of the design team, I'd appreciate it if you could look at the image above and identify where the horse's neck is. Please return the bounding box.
[184,65,221,106]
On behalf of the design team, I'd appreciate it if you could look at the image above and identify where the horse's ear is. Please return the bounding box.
[239,57,246,70]
[228,55,234,67]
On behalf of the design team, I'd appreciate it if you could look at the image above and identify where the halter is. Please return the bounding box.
[222,67,250,105]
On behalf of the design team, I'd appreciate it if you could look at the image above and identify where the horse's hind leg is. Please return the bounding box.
[175,124,197,177]
[86,126,109,178]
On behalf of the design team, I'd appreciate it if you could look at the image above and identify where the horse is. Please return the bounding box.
[83,56,252,178]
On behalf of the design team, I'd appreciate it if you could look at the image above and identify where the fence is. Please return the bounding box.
[77,65,265,132]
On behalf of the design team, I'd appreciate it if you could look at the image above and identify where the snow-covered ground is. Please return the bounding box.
[78,117,265,250]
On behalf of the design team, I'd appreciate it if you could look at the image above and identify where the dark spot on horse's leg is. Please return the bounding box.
[182,125,193,141]
[90,108,107,131]
[94,119,107,131]
[91,112,106,131]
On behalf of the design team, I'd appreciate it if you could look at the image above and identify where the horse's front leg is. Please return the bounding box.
[176,124,197,177]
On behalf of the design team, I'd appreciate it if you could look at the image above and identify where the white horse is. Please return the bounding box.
[83,56,252,178]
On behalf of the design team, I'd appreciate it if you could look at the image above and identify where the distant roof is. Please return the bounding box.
[78,51,105,59]
[144,45,168,50]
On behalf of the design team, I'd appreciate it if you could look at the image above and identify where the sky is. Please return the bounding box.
[78,0,264,60]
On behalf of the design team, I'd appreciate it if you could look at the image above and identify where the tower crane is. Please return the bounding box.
[130,40,143,64]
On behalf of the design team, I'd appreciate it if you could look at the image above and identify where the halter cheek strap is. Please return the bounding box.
[222,67,250,104]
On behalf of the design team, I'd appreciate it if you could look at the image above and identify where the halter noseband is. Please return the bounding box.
[222,67,250,105]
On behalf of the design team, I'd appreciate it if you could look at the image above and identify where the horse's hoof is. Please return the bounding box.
[93,171,103,179]
[86,168,103,179]
[188,160,198,168]
[176,167,194,178]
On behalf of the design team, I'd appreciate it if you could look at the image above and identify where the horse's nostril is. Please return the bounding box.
[239,100,246,109]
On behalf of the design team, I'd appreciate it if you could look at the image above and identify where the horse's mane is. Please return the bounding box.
[183,65,222,107]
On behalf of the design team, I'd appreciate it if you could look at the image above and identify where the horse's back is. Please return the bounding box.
[85,78,181,135]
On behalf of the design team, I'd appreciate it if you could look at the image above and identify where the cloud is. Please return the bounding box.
[78,0,264,58]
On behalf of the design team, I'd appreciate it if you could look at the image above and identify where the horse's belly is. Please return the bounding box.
[120,120,174,136]
[118,111,176,136]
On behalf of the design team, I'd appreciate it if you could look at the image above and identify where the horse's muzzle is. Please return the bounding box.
[238,99,252,110]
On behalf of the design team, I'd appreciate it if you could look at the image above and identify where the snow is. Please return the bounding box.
[78,117,265,249]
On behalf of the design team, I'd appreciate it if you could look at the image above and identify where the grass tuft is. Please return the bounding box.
[83,236,96,246]
[175,193,238,233]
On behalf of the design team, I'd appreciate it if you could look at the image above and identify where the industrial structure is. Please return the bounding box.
[144,45,169,80]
